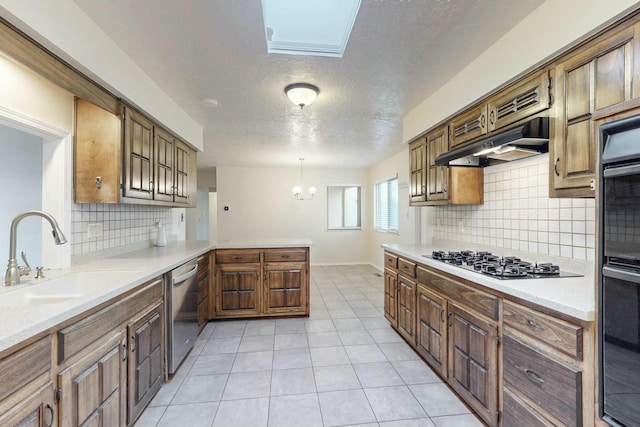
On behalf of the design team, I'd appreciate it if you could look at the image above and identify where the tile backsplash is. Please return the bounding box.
[432,153,596,262]
[71,203,174,264]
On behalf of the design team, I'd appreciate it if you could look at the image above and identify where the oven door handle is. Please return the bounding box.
[172,264,198,286]
[603,265,640,283]
[603,163,640,178]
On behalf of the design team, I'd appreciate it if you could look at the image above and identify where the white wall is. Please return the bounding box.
[403,0,640,142]
[217,166,369,265]
[0,0,203,150]
[0,124,43,266]
[367,147,434,270]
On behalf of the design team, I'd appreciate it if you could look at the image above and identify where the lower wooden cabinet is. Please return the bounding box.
[416,284,447,377]
[397,274,417,345]
[213,248,310,318]
[383,268,398,327]
[263,262,307,315]
[448,302,498,426]
[216,263,261,317]
[197,253,210,333]
[58,329,127,427]
[127,302,163,424]
[0,381,56,427]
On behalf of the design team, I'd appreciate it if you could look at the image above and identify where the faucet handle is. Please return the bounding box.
[20,251,31,276]
[35,266,45,279]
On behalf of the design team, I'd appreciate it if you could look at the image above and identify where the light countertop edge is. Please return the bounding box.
[0,238,313,353]
[382,244,595,322]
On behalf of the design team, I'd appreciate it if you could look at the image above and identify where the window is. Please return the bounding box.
[374,177,398,233]
[327,185,361,230]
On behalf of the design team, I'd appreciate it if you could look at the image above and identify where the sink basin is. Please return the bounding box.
[0,270,139,307]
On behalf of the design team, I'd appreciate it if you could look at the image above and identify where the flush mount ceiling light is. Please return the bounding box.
[285,83,319,109]
[262,0,361,58]
[292,158,316,200]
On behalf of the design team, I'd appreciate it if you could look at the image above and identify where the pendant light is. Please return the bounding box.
[292,158,316,200]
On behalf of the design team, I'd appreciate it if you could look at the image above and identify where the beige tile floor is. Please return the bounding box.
[134,265,484,427]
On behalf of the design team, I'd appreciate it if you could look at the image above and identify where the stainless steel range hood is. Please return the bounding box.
[435,117,549,166]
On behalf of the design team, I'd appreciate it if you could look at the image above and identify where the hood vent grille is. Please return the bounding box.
[495,86,540,121]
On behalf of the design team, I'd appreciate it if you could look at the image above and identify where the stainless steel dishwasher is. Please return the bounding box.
[166,258,199,375]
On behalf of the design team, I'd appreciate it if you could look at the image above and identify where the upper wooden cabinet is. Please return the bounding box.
[426,126,449,203]
[74,97,122,204]
[551,23,640,197]
[74,99,197,207]
[122,106,197,206]
[409,125,483,207]
[487,70,551,131]
[409,138,427,203]
[449,69,551,149]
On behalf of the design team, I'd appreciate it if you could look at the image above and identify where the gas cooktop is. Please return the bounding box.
[425,250,582,280]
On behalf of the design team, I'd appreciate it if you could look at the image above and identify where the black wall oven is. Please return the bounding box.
[600,114,640,427]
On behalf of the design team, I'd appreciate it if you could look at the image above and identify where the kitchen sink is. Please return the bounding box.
[0,270,139,307]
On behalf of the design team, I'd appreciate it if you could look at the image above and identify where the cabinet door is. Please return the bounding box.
[216,264,261,317]
[0,382,55,427]
[263,262,308,315]
[447,303,498,427]
[449,104,487,148]
[128,302,163,425]
[173,140,194,206]
[409,138,426,204]
[425,126,449,203]
[383,268,397,327]
[551,25,638,197]
[58,330,127,427]
[154,127,175,203]
[417,285,447,377]
[74,97,121,204]
[197,254,210,334]
[123,107,154,200]
[487,70,551,131]
[397,274,417,345]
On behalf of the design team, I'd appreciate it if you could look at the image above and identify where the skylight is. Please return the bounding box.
[261,0,361,57]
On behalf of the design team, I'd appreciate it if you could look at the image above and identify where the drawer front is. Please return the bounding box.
[503,333,582,427]
[503,387,555,427]
[58,278,163,363]
[216,249,261,264]
[503,300,583,360]
[384,252,398,269]
[417,265,498,320]
[398,258,416,278]
[264,249,307,262]
[0,336,51,402]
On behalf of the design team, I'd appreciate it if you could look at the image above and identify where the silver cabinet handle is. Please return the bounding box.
[527,319,545,331]
[522,368,545,384]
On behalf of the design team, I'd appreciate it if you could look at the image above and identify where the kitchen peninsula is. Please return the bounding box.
[0,239,311,427]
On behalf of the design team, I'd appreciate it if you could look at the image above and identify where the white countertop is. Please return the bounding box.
[382,244,595,322]
[0,238,312,353]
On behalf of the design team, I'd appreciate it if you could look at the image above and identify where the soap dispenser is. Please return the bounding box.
[155,220,167,247]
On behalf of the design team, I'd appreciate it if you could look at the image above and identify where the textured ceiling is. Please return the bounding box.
[73,0,543,169]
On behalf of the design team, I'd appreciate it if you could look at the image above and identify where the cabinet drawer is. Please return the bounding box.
[216,249,260,264]
[503,387,555,427]
[398,258,416,278]
[0,336,51,403]
[417,265,498,320]
[503,333,582,427]
[264,249,307,262]
[58,278,163,363]
[503,300,583,360]
[384,252,398,269]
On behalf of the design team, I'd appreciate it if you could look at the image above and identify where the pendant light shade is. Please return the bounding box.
[285,83,319,109]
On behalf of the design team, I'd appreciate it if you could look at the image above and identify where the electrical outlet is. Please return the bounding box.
[87,222,103,239]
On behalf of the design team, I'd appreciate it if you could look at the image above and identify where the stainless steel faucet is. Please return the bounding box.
[4,210,67,286]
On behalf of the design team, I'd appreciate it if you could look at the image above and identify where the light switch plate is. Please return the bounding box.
[87,222,103,239]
